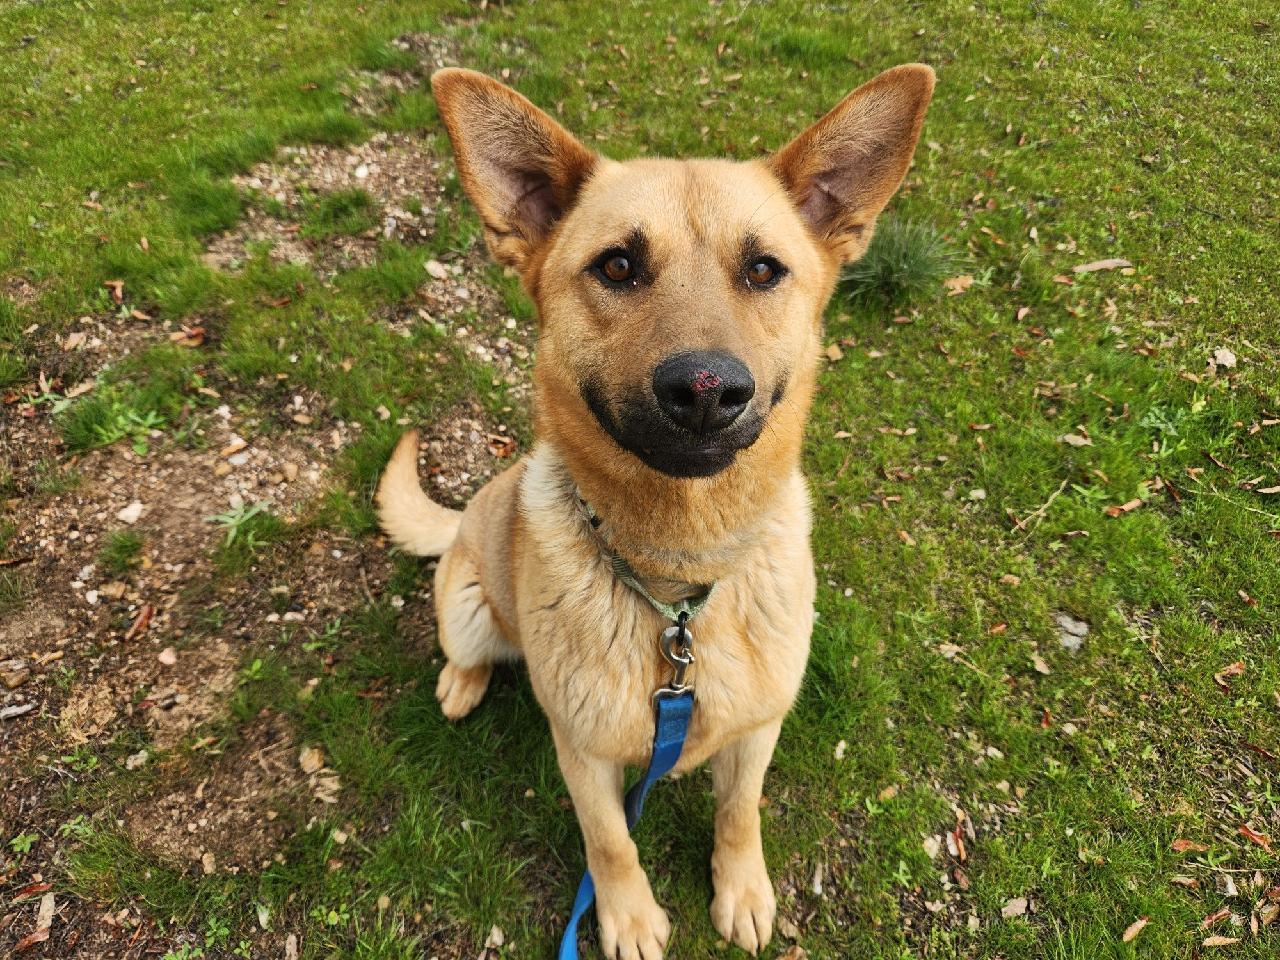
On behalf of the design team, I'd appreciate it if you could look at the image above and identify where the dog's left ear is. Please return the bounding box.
[769,64,935,262]
[431,68,598,270]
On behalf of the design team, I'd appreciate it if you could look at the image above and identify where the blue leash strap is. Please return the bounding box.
[558,689,695,960]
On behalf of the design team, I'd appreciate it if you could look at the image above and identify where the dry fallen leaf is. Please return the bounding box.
[1202,935,1240,947]
[825,343,844,362]
[1212,347,1237,369]
[1121,916,1148,943]
[1072,258,1132,274]
[1239,823,1274,853]
[1105,498,1143,517]
[13,929,49,952]
[1214,661,1245,690]
[36,892,55,932]
[1171,839,1209,853]
[1058,433,1093,447]
[944,274,974,296]
[1001,896,1028,918]
[299,745,325,774]
[1201,907,1231,929]
[123,603,154,641]
[169,325,205,348]
[487,434,517,458]
[104,279,125,303]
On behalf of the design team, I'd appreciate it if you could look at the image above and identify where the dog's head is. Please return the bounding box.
[432,66,932,484]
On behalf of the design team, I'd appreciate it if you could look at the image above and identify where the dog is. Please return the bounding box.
[377,63,934,958]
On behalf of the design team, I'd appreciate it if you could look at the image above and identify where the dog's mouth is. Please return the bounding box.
[581,380,777,479]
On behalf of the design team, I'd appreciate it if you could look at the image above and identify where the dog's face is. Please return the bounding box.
[433,66,933,484]
[532,157,832,478]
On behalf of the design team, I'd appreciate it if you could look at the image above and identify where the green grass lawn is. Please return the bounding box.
[2,1,1278,958]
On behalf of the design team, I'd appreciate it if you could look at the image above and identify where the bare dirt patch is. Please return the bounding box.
[2,312,173,415]
[0,383,340,771]
[200,127,537,399]
[126,711,309,874]
[416,253,535,404]
[416,399,521,507]
[202,132,451,275]
[2,273,44,308]
[340,31,459,116]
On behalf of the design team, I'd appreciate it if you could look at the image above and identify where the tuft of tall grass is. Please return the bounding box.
[841,216,961,306]
[98,530,145,577]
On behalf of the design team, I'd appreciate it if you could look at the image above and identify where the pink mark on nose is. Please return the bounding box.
[691,369,722,394]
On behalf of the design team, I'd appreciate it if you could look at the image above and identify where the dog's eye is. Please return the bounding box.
[604,256,633,283]
[746,257,785,289]
[591,249,637,288]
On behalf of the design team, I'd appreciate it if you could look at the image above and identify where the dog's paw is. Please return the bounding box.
[710,855,775,955]
[596,876,670,960]
[435,662,491,720]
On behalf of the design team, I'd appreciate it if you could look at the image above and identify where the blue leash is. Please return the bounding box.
[557,690,695,959]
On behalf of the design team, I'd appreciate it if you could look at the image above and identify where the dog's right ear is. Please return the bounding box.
[431,69,597,270]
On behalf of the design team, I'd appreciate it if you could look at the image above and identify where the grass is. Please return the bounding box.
[4,1,1278,959]
[208,502,289,575]
[300,188,381,239]
[97,530,146,577]
[0,571,27,616]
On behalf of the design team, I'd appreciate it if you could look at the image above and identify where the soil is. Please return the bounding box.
[0,33,529,955]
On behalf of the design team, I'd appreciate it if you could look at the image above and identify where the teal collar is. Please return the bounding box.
[576,493,715,622]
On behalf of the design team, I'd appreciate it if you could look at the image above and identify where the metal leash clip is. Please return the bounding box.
[658,611,695,695]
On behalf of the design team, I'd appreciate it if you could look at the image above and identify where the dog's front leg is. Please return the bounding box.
[552,724,671,959]
[709,721,781,955]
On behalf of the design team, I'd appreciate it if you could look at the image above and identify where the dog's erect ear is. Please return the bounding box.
[431,68,597,269]
[769,64,935,262]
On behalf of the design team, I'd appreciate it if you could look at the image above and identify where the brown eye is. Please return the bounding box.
[747,256,784,288]
[603,255,633,283]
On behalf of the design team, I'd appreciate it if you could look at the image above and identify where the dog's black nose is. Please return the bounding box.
[652,351,755,434]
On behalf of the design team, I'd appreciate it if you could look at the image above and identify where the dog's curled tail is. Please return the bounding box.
[376,430,462,557]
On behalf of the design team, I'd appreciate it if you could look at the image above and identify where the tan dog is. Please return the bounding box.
[377,64,933,958]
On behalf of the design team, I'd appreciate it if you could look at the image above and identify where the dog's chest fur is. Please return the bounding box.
[514,446,815,768]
